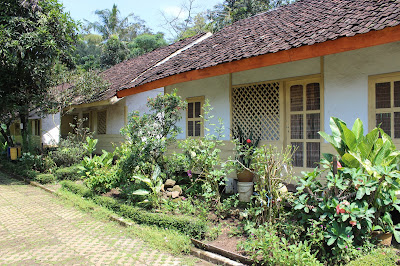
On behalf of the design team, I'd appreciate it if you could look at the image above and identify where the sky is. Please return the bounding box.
[60,0,222,40]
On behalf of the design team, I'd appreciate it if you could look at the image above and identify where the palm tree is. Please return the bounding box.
[86,4,148,42]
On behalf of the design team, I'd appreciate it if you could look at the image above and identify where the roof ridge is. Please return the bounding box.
[121,32,213,89]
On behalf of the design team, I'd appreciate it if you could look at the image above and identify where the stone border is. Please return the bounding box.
[1,170,244,265]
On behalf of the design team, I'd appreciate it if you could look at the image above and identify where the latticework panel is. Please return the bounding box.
[232,82,280,141]
[97,111,107,135]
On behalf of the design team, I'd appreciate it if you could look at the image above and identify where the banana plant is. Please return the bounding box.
[319,117,400,176]
[131,164,163,208]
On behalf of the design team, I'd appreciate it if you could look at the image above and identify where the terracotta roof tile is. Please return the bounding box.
[87,33,206,102]
[119,0,400,91]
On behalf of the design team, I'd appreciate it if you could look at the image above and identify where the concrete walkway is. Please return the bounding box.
[0,172,190,265]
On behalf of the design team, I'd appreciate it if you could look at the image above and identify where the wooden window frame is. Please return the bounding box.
[286,76,324,170]
[368,71,400,146]
[31,119,41,136]
[186,96,204,138]
[97,110,107,135]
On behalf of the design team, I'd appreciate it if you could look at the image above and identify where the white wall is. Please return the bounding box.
[232,57,320,85]
[42,113,60,146]
[107,100,126,135]
[126,88,164,115]
[324,41,400,132]
[166,75,231,140]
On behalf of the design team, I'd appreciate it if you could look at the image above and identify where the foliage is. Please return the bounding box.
[178,100,231,204]
[347,248,398,266]
[118,90,186,198]
[127,33,167,58]
[72,34,102,70]
[85,4,149,42]
[99,35,130,69]
[209,0,295,31]
[60,180,207,238]
[240,223,322,265]
[319,117,400,175]
[251,145,295,224]
[54,165,81,181]
[231,125,259,169]
[292,117,400,264]
[34,173,56,184]
[49,118,94,167]
[131,165,164,208]
[0,0,78,149]
[47,70,110,114]
[79,150,118,194]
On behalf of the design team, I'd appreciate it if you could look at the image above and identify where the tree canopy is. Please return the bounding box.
[0,0,78,147]
[85,3,149,42]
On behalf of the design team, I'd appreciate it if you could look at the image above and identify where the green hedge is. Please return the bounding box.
[55,165,81,181]
[35,174,56,184]
[60,180,207,238]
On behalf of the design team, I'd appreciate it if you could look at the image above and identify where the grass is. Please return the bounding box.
[54,189,195,257]
[347,248,398,266]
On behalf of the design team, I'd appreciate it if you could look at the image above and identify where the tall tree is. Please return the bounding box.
[209,0,294,31]
[86,4,149,42]
[100,35,129,69]
[0,0,78,148]
[127,33,167,58]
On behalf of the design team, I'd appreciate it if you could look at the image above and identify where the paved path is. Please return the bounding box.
[0,172,191,265]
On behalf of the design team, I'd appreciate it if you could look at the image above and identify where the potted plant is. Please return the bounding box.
[232,126,259,182]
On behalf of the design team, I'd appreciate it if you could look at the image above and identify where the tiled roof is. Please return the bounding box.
[84,33,207,103]
[119,0,400,91]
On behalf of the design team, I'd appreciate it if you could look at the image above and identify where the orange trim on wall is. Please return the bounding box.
[117,25,400,98]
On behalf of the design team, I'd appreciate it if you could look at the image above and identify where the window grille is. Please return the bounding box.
[97,111,107,135]
[232,82,280,141]
[372,77,400,138]
[187,96,204,137]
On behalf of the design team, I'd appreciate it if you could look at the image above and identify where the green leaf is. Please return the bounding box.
[342,153,359,168]
[351,118,364,143]
[356,187,366,199]
[326,236,336,246]
[132,189,150,195]
[394,230,400,243]
[340,122,357,151]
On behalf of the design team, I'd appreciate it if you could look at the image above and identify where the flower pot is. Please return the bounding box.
[372,231,392,246]
[237,169,254,182]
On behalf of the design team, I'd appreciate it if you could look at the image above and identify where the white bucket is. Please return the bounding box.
[238,182,253,202]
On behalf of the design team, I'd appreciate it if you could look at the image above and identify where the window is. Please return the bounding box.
[82,113,90,130]
[97,110,107,135]
[31,119,40,136]
[187,96,204,137]
[369,72,400,140]
[287,79,322,168]
[232,82,281,141]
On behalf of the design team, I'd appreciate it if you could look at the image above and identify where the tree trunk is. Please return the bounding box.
[20,111,30,152]
[0,125,13,147]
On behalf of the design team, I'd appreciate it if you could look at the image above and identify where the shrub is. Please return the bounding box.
[292,117,400,264]
[49,118,95,167]
[79,150,118,193]
[117,90,186,198]
[347,248,398,266]
[60,180,93,197]
[55,165,81,180]
[34,173,56,184]
[240,224,322,266]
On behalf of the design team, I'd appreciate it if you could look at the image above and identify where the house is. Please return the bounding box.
[59,33,210,152]
[116,0,400,175]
